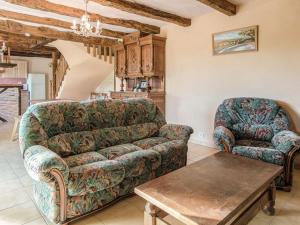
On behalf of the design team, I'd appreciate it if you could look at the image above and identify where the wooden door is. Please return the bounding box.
[126,43,141,77]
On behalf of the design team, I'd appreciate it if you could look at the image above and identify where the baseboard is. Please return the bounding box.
[189,137,216,148]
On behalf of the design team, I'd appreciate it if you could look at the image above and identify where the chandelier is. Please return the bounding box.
[71,0,102,37]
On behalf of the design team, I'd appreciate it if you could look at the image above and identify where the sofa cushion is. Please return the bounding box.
[223,98,280,125]
[133,137,169,149]
[92,123,159,150]
[232,146,284,165]
[48,131,96,157]
[97,144,142,160]
[30,102,89,138]
[116,150,161,178]
[124,98,159,125]
[149,140,188,175]
[232,123,274,141]
[127,123,159,142]
[84,100,126,129]
[63,152,107,168]
[68,160,125,196]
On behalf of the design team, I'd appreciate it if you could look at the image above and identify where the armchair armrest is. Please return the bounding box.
[213,126,235,152]
[24,145,69,183]
[272,131,300,154]
[159,124,193,143]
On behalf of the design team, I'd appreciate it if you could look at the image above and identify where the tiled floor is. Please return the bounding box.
[0,122,300,225]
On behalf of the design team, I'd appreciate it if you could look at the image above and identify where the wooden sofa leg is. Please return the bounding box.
[284,147,300,192]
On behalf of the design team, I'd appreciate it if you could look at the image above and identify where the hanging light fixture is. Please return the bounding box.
[71,0,102,37]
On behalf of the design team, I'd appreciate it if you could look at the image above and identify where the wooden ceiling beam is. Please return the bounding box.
[31,38,56,49]
[0,31,55,48]
[196,0,236,16]
[9,51,52,58]
[5,0,160,34]
[8,46,58,58]
[91,0,191,27]
[0,9,127,39]
[0,19,118,46]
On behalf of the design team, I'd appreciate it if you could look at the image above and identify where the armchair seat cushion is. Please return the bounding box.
[236,139,274,149]
[133,137,169,149]
[232,124,274,141]
[232,146,284,165]
[68,160,125,196]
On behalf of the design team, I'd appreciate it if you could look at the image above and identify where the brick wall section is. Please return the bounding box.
[0,88,29,122]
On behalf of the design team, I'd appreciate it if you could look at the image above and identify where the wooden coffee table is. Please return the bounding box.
[135,152,283,225]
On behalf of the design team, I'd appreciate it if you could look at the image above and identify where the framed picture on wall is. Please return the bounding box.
[212,25,258,55]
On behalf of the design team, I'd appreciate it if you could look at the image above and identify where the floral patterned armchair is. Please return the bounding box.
[19,98,193,225]
[213,98,300,191]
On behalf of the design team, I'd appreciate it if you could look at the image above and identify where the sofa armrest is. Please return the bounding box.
[213,126,235,152]
[272,130,300,154]
[24,145,69,183]
[159,124,193,143]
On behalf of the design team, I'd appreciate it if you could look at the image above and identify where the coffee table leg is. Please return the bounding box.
[144,202,159,225]
[264,181,276,216]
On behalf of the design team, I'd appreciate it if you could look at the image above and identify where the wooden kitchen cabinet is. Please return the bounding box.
[112,32,166,114]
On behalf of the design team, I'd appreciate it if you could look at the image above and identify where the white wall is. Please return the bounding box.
[161,0,300,147]
[11,56,52,79]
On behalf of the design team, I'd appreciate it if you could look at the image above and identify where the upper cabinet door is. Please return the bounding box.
[141,43,154,76]
[126,43,141,77]
[115,45,126,78]
[140,35,166,77]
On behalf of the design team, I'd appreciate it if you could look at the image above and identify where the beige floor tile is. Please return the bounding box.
[23,218,48,225]
[0,188,31,210]
[0,201,41,225]
[73,216,105,225]
[95,202,143,225]
[125,195,146,212]
[0,178,23,194]
[19,174,34,187]
[0,170,18,182]
[164,215,185,225]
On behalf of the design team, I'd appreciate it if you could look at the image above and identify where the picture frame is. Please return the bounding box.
[140,80,148,89]
[212,25,258,55]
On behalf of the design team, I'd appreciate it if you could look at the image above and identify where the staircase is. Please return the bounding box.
[52,54,69,98]
[50,40,114,100]
[85,44,114,64]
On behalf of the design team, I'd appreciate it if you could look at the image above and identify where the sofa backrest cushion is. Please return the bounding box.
[47,123,159,157]
[29,101,90,138]
[215,98,290,141]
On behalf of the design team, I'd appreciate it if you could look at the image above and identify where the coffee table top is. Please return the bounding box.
[135,152,283,225]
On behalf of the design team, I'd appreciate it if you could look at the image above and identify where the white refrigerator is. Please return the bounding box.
[27,73,46,101]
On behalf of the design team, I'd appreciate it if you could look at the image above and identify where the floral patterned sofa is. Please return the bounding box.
[19,98,193,225]
[213,98,300,191]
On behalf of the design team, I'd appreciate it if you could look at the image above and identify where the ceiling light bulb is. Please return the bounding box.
[24,33,31,37]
